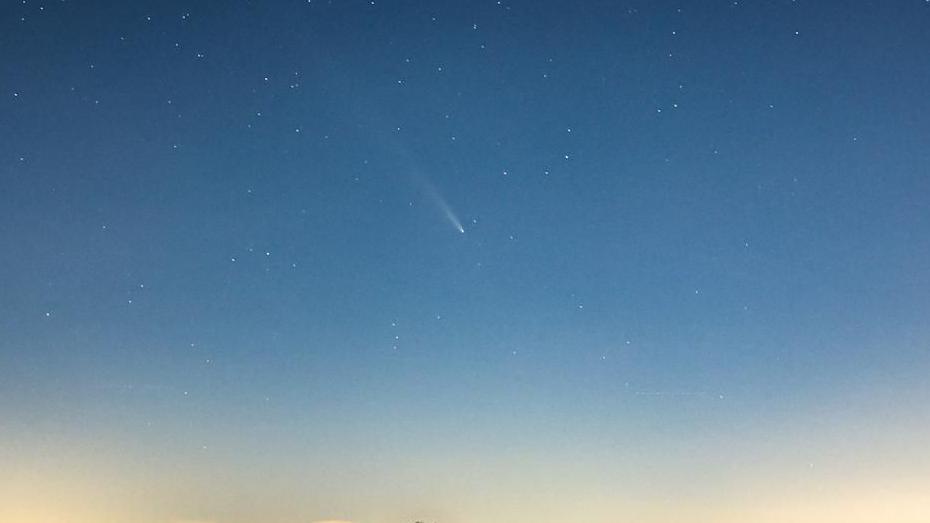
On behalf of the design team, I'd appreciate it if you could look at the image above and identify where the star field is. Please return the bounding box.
[2,2,930,523]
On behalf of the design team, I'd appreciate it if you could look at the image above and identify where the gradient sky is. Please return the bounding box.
[2,1,930,522]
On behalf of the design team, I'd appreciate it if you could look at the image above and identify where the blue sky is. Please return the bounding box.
[2,1,930,522]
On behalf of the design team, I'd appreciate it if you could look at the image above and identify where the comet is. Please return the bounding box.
[423,181,465,234]
[347,113,466,235]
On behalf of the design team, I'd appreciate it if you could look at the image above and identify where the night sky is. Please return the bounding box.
[3,1,930,522]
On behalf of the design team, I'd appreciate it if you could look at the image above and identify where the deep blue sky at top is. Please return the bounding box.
[2,0,929,454]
